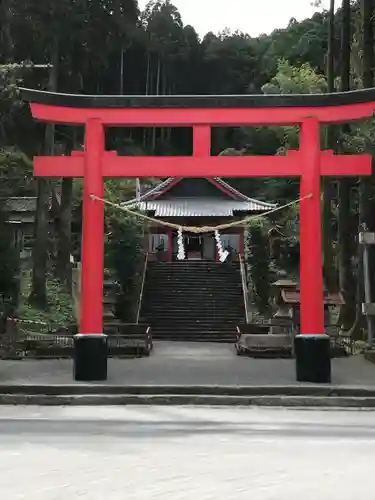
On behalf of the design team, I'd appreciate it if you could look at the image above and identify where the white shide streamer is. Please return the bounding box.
[177,227,185,260]
[214,230,229,263]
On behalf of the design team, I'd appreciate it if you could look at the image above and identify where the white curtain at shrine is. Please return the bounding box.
[220,234,240,253]
[150,233,168,252]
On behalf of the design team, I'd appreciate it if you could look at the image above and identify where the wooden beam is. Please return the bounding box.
[29,101,375,126]
[33,151,372,178]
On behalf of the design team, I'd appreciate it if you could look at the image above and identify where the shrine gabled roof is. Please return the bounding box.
[125,177,271,203]
[131,199,274,217]
[1,197,37,212]
[122,177,276,217]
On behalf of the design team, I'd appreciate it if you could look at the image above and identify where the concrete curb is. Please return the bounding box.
[1,385,375,407]
[1,393,375,407]
[0,384,375,397]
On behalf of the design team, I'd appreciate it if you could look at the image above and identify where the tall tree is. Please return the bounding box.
[360,0,374,228]
[359,0,375,339]
[323,0,338,292]
[0,0,14,61]
[29,38,58,308]
[338,0,356,331]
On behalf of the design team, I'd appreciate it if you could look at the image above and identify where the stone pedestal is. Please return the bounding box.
[73,334,108,382]
[294,334,331,383]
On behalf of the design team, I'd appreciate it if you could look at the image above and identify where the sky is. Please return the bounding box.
[138,0,330,38]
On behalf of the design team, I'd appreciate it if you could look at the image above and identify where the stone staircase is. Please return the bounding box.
[140,261,245,342]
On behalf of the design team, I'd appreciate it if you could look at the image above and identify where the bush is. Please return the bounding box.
[247,220,271,314]
[19,272,75,333]
[0,212,20,329]
[105,211,144,321]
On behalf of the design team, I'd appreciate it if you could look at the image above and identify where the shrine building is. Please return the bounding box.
[123,177,276,262]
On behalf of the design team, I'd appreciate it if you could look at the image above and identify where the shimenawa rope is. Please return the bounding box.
[89,193,313,234]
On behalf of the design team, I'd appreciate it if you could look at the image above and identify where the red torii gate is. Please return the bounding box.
[22,88,375,384]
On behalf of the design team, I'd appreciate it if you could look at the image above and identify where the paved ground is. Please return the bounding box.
[0,405,374,499]
[0,341,374,386]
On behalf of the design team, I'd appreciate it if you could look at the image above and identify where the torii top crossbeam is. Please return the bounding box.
[21,87,375,126]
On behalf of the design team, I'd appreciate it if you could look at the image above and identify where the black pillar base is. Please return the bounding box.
[73,334,108,382]
[294,334,331,384]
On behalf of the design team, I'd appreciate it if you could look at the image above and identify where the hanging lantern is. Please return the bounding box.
[214,230,229,263]
[177,227,185,260]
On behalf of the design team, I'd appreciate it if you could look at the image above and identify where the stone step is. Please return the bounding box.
[148,324,239,330]
[147,317,240,323]
[140,259,245,342]
[145,304,243,307]
[144,300,242,305]
[144,315,243,320]
[151,334,236,342]
[147,280,240,284]
[144,316,243,322]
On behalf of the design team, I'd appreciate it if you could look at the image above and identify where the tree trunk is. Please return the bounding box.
[151,56,161,153]
[360,0,374,229]
[56,178,73,288]
[323,0,338,292]
[29,35,59,309]
[358,0,375,338]
[142,50,151,150]
[338,0,356,331]
[119,45,124,94]
[160,65,167,144]
[1,0,14,61]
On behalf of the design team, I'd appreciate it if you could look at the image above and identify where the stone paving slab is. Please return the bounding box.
[0,405,374,499]
[0,342,374,387]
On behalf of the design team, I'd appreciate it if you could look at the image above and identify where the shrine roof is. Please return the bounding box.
[20,87,375,109]
[123,177,276,216]
[281,290,345,306]
[1,197,37,212]
[130,198,273,217]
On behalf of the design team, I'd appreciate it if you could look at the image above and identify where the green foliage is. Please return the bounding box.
[0,63,27,146]
[262,59,328,95]
[270,206,301,272]
[247,220,271,314]
[0,148,34,196]
[262,59,328,152]
[0,211,20,319]
[104,180,144,321]
[0,64,22,102]
[105,215,143,321]
[18,272,75,332]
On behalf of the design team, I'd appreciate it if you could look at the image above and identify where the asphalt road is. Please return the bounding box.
[0,406,374,499]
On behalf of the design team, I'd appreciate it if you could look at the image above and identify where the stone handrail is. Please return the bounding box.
[239,254,250,324]
[136,252,149,324]
[71,261,81,322]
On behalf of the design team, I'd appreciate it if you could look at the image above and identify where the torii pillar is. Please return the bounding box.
[22,87,375,383]
[296,117,329,383]
[73,118,107,381]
